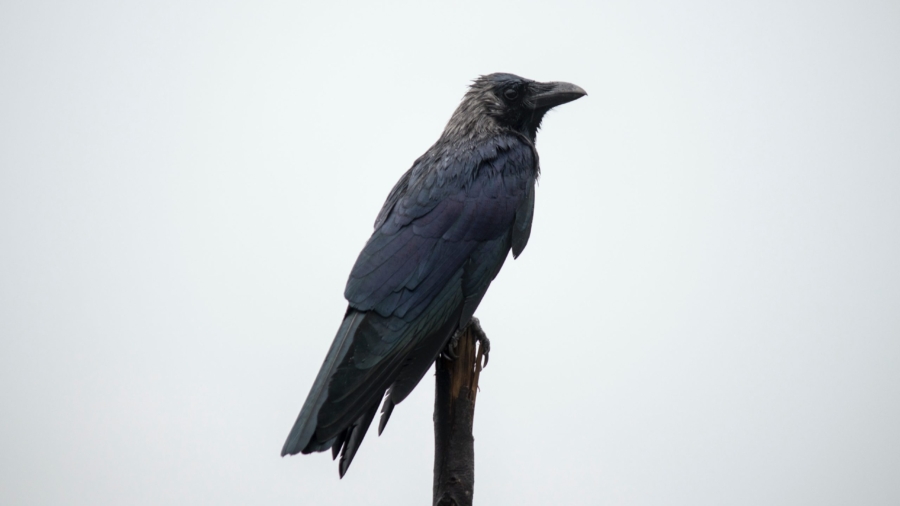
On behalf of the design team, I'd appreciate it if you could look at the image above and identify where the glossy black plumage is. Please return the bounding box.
[282,73,585,477]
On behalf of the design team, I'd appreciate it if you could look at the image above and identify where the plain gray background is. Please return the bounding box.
[2,1,898,504]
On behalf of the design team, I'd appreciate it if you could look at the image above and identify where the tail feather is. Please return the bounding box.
[337,402,379,478]
[314,317,418,435]
[331,433,343,460]
[377,397,395,436]
[282,274,466,476]
[281,310,365,456]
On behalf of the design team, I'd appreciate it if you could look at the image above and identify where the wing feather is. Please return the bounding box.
[284,134,538,472]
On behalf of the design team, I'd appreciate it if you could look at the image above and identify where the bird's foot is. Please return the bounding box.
[443,328,462,360]
[442,317,490,367]
[468,317,490,367]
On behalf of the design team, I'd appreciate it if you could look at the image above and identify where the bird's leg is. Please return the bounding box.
[442,317,491,367]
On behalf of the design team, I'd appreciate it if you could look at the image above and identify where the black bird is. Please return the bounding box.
[282,73,585,476]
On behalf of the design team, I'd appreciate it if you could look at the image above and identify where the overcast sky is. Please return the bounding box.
[2,1,899,505]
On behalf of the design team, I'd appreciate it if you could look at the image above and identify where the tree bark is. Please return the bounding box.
[433,320,487,506]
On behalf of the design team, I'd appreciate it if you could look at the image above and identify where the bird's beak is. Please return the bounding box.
[530,81,587,110]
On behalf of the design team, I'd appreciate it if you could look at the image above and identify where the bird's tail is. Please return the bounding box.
[281,310,365,459]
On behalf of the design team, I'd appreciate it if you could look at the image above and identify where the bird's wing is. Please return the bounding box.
[282,135,536,471]
[345,135,536,321]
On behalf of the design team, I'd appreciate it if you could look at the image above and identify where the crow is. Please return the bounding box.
[282,73,585,477]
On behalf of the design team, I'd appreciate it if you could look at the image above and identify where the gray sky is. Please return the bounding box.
[2,1,899,504]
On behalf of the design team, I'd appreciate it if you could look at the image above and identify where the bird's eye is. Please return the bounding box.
[503,88,519,100]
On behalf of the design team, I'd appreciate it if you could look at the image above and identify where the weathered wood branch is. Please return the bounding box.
[433,319,488,506]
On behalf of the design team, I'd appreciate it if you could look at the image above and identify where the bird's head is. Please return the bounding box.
[447,73,587,142]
